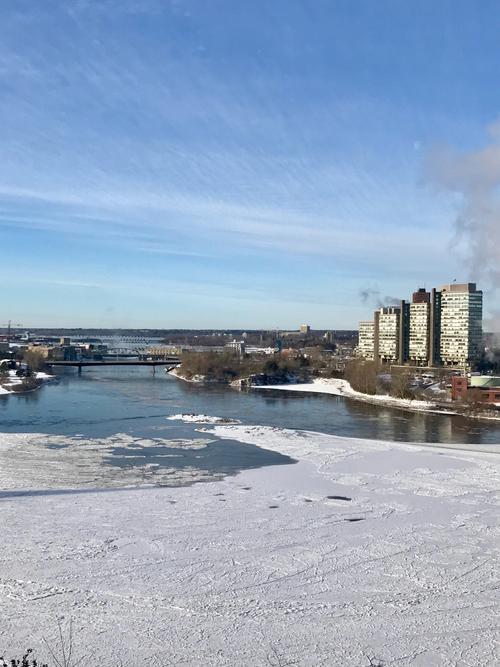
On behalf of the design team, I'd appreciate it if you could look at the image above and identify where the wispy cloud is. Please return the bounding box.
[0,0,494,326]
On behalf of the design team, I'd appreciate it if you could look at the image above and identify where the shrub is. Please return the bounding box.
[0,648,48,667]
[389,370,416,400]
[21,351,48,373]
[344,359,379,395]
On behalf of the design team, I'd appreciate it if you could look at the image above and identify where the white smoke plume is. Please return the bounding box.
[426,122,500,337]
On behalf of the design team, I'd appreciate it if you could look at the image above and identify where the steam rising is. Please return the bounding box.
[426,123,500,334]
[359,288,401,309]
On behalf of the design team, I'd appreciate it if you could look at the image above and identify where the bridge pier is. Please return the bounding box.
[78,365,82,374]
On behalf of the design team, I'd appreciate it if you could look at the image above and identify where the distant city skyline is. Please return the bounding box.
[2,1,500,328]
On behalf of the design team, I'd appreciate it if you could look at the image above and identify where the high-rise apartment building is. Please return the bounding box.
[439,283,483,365]
[377,306,400,362]
[429,288,442,366]
[358,321,375,360]
[358,282,483,368]
[409,289,431,363]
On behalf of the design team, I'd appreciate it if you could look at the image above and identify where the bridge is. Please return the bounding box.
[47,358,181,373]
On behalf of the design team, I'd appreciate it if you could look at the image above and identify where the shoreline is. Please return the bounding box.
[253,377,500,422]
[0,371,57,397]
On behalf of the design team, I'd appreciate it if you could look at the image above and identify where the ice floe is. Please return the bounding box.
[167,413,241,424]
[0,432,217,490]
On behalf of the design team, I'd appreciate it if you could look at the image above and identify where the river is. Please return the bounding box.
[0,366,499,490]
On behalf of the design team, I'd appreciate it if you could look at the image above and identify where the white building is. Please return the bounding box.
[439,283,483,366]
[409,302,430,363]
[377,307,400,362]
[225,340,246,355]
[358,321,375,360]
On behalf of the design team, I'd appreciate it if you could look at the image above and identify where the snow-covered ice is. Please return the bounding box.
[0,432,217,490]
[167,413,242,424]
[1,423,499,666]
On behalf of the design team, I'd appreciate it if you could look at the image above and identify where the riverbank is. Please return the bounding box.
[254,377,500,421]
[0,370,57,396]
[1,420,498,665]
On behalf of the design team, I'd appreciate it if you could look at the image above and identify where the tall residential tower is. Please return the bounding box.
[358,282,483,368]
[439,283,483,366]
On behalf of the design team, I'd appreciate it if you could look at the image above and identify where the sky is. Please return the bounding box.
[1,0,500,329]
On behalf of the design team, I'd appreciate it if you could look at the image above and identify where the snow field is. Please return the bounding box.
[0,422,499,665]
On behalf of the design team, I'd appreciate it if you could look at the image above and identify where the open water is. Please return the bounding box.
[1,367,499,485]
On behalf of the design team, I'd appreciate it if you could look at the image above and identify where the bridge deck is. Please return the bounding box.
[47,359,180,367]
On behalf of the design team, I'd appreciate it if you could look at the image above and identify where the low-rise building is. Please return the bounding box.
[27,344,77,361]
[147,345,184,358]
[451,375,500,405]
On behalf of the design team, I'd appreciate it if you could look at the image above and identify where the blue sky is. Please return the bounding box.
[1,0,499,328]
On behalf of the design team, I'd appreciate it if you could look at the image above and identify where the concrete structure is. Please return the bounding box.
[299,324,311,335]
[358,321,375,360]
[398,300,410,365]
[409,289,431,364]
[440,283,483,366]
[225,340,246,355]
[27,344,78,361]
[147,345,184,358]
[429,288,442,367]
[358,282,483,368]
[377,306,401,362]
[323,331,335,344]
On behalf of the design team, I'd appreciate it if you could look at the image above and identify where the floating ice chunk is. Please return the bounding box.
[167,413,241,424]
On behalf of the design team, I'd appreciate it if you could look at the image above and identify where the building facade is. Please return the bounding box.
[409,289,431,363]
[377,307,400,362]
[451,375,500,405]
[439,283,483,366]
[358,321,375,360]
[358,282,483,368]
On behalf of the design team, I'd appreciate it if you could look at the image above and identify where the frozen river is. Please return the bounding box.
[2,366,500,444]
[1,367,499,665]
[0,366,499,491]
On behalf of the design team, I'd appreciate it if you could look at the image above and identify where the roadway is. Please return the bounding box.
[47,358,180,369]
